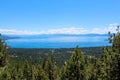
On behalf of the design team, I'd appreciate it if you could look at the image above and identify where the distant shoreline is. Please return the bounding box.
[7,44,111,49]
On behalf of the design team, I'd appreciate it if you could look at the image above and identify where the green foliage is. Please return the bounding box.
[8,47,102,66]
[0,34,7,68]
[36,64,49,80]
[62,46,85,80]
[43,56,59,80]
[110,30,120,79]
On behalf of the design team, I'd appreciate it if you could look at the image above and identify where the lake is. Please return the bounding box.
[6,34,111,48]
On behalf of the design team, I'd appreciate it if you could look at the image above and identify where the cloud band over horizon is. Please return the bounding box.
[0,24,118,35]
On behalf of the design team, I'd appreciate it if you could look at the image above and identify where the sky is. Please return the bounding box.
[0,0,120,35]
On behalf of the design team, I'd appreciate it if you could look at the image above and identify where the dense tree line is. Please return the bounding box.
[0,26,120,80]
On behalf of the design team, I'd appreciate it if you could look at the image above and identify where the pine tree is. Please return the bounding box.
[107,25,120,79]
[84,54,97,80]
[36,64,49,80]
[43,56,58,80]
[23,59,32,80]
[0,33,7,68]
[61,46,86,80]
[95,47,114,80]
[0,34,8,78]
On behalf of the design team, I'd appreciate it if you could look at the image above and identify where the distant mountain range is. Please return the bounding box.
[1,35,20,40]
[9,33,108,36]
[1,33,108,40]
[49,34,108,36]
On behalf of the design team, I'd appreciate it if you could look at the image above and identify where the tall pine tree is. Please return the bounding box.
[0,33,7,68]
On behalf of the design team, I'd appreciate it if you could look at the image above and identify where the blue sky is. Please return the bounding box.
[0,0,120,35]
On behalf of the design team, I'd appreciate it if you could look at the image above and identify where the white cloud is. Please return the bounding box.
[90,23,119,34]
[0,28,89,35]
[45,28,89,34]
[0,24,119,35]
[0,29,41,35]
[108,23,119,27]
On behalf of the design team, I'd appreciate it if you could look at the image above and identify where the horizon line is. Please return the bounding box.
[0,24,118,35]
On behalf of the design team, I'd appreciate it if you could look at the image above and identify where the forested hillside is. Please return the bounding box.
[8,47,102,66]
[0,26,120,80]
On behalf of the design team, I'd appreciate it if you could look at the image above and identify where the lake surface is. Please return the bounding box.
[6,34,111,48]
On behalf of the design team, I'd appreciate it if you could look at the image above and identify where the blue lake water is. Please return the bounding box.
[6,34,111,48]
